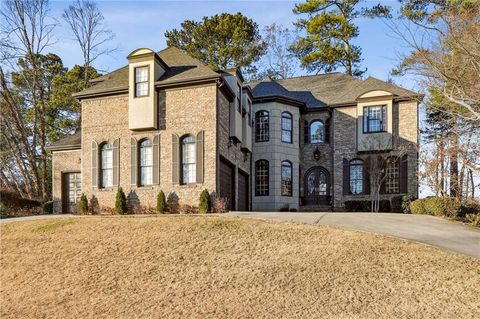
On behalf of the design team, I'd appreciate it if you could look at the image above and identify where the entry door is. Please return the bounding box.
[238,171,249,211]
[63,172,82,213]
[219,159,235,211]
[304,167,329,205]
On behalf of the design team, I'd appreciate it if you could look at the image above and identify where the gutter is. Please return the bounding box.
[46,144,81,152]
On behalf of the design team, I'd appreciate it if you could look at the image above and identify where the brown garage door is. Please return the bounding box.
[219,159,235,211]
[238,171,249,211]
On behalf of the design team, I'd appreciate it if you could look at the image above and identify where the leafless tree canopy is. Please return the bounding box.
[62,0,115,84]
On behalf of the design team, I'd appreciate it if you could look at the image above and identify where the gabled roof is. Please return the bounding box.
[46,130,81,151]
[250,73,420,108]
[74,47,220,99]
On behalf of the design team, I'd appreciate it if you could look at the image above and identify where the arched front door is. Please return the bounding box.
[304,167,330,205]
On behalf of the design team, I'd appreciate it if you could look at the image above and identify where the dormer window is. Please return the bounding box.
[134,66,149,97]
[363,105,386,133]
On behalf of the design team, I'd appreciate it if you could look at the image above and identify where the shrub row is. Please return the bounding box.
[344,200,391,212]
[410,197,480,221]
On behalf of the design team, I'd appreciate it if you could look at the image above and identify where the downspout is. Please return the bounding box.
[330,107,334,211]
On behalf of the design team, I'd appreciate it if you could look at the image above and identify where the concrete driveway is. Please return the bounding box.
[228,212,480,259]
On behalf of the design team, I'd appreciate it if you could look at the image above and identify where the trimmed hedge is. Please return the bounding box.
[42,201,54,214]
[79,194,88,215]
[0,190,40,209]
[115,187,128,215]
[156,191,167,214]
[344,200,390,212]
[199,189,211,214]
[410,197,461,218]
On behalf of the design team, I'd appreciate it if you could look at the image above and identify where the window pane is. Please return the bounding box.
[101,143,113,188]
[255,111,269,142]
[281,161,292,196]
[136,82,148,97]
[386,157,400,194]
[255,160,269,196]
[140,140,153,186]
[135,67,148,82]
[281,113,292,143]
[182,136,196,184]
[350,161,363,194]
[310,121,325,143]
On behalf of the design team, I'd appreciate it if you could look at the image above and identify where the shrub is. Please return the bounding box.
[279,204,290,212]
[211,196,229,214]
[115,187,128,215]
[156,191,167,214]
[198,189,211,214]
[0,202,8,215]
[345,200,390,212]
[401,194,414,214]
[79,194,88,215]
[466,213,480,226]
[391,195,404,213]
[410,197,461,218]
[459,199,480,217]
[179,204,198,214]
[0,190,40,209]
[42,201,54,214]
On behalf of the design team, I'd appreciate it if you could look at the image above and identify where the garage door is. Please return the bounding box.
[219,159,235,211]
[62,172,82,213]
[238,171,249,211]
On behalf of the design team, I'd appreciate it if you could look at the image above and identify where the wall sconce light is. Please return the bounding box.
[313,147,321,160]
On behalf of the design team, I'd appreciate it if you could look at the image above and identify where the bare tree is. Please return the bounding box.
[254,23,299,80]
[0,0,56,200]
[62,0,115,85]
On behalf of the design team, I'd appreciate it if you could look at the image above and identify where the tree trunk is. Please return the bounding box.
[449,130,459,198]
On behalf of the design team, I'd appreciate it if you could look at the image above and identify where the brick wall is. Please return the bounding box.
[51,150,81,213]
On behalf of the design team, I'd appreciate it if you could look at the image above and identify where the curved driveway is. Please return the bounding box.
[228,212,480,259]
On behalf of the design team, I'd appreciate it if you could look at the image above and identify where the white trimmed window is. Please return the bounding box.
[182,135,196,184]
[101,142,113,188]
[135,66,149,97]
[139,139,153,186]
[363,105,387,133]
[349,159,364,194]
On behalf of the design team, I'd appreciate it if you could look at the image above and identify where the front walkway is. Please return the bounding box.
[228,212,480,259]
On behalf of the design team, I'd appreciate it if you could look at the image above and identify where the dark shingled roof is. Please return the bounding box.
[46,130,81,151]
[74,47,219,98]
[250,73,419,108]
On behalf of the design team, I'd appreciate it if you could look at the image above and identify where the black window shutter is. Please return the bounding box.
[91,140,98,187]
[112,138,120,186]
[324,118,330,143]
[379,155,386,194]
[153,134,160,185]
[364,160,370,194]
[343,158,350,195]
[130,137,137,186]
[172,134,179,184]
[196,130,204,184]
[400,154,408,193]
[303,120,309,144]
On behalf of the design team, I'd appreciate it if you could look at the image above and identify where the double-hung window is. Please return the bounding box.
[101,142,113,188]
[182,135,196,184]
[135,66,149,97]
[281,112,292,143]
[363,105,386,133]
[281,161,293,196]
[255,111,269,142]
[139,139,153,186]
[349,159,364,194]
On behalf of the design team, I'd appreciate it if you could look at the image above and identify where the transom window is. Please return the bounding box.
[281,112,292,143]
[101,142,113,188]
[310,120,325,144]
[350,159,364,194]
[363,105,386,133]
[139,139,153,186]
[255,110,269,142]
[385,157,400,194]
[134,66,149,97]
[281,161,293,196]
[181,135,196,184]
[255,160,269,196]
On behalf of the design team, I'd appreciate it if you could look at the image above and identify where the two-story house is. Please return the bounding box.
[48,46,420,213]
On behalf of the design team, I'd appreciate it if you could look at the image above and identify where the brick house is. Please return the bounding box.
[48,47,420,213]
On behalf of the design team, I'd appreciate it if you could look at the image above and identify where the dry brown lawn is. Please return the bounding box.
[1,216,479,319]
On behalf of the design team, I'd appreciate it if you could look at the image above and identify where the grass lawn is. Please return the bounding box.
[1,216,479,318]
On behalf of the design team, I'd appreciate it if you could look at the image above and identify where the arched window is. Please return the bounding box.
[385,156,399,194]
[100,142,113,188]
[350,159,364,194]
[255,160,269,196]
[139,139,153,186]
[310,120,325,144]
[281,161,293,196]
[281,112,292,143]
[255,110,269,142]
[181,135,196,184]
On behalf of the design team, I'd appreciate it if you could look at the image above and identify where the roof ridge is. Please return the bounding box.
[276,72,343,82]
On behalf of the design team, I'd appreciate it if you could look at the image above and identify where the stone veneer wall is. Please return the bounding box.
[51,149,82,213]
[300,110,333,199]
[251,101,300,211]
[217,90,251,210]
[80,84,218,213]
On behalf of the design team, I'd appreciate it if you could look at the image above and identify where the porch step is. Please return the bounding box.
[300,205,332,212]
